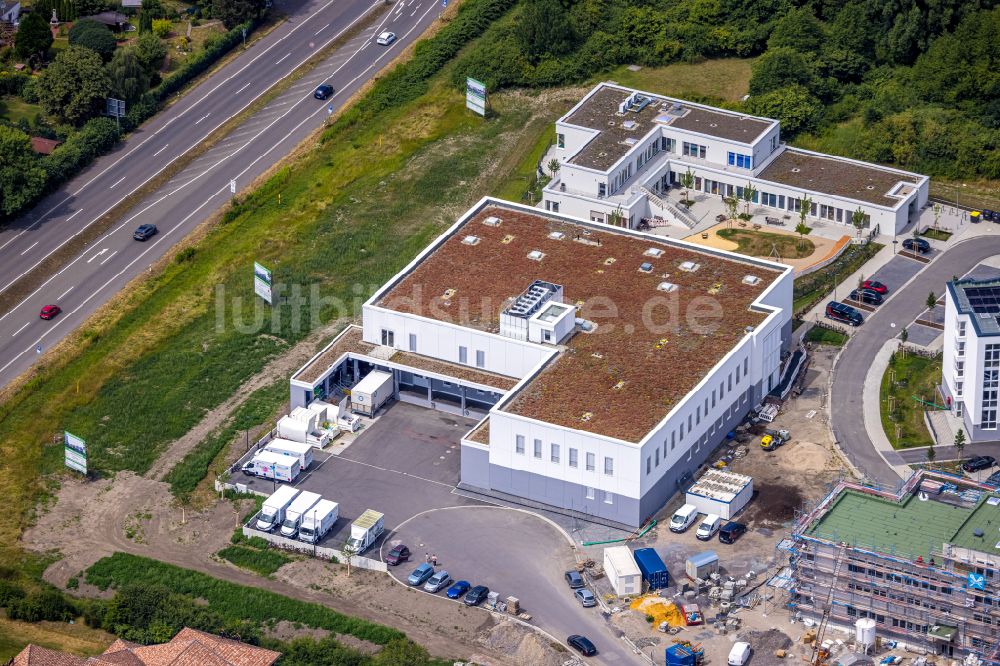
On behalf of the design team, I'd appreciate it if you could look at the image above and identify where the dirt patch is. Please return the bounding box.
[741,482,803,529]
[264,619,379,655]
[476,619,571,666]
[737,628,793,655]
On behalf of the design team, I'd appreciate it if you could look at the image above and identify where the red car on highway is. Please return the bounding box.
[39,305,61,320]
[861,280,888,294]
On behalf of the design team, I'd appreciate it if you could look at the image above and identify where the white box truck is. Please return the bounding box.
[265,438,314,470]
[345,509,384,553]
[255,485,300,532]
[241,450,300,482]
[280,491,321,538]
[298,499,339,543]
[350,371,393,417]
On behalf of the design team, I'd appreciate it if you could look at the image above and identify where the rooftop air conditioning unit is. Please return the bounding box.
[742,275,761,286]
[483,216,502,227]
[462,235,481,246]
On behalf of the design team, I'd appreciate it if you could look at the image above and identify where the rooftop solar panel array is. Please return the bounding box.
[965,286,1000,314]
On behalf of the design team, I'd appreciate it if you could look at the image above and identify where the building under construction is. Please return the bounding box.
[790,470,1000,663]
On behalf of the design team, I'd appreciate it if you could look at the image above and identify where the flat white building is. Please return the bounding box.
[290,198,793,527]
[941,278,1000,442]
[543,83,929,236]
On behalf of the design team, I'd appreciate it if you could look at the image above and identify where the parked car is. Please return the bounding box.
[825,301,864,326]
[464,585,489,606]
[407,563,434,586]
[574,588,597,608]
[39,304,61,320]
[447,580,471,600]
[983,471,1000,488]
[902,237,930,253]
[719,522,747,545]
[565,571,585,589]
[696,514,721,541]
[848,288,883,306]
[983,209,996,222]
[133,223,157,241]
[376,31,395,45]
[962,456,996,473]
[385,544,410,566]
[314,84,334,100]
[424,570,452,593]
[567,635,598,657]
[861,280,888,294]
[728,641,752,666]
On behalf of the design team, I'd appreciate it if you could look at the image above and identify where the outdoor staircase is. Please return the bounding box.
[639,186,698,228]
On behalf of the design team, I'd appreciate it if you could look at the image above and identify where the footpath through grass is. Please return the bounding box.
[880,352,943,450]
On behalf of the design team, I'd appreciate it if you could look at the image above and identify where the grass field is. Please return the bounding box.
[216,545,291,576]
[880,352,943,450]
[803,325,848,347]
[0,96,44,126]
[921,228,952,241]
[718,228,815,259]
[605,58,754,102]
[0,616,115,663]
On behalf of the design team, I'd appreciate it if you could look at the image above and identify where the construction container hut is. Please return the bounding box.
[684,469,753,520]
[603,546,642,596]
[633,547,670,590]
[665,643,697,666]
[685,551,719,581]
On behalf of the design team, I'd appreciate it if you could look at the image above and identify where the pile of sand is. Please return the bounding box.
[629,595,686,627]
[477,619,567,666]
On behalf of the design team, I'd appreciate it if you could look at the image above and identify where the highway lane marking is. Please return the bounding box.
[410,8,416,16]
[195,113,211,125]
[0,0,381,301]
[20,241,38,256]
[109,176,127,189]
[87,249,108,263]
[152,144,170,157]
[276,52,291,65]
[12,322,29,337]
[0,2,431,370]
[66,209,82,221]
[58,286,74,300]
[235,81,252,94]
[315,23,328,35]
[100,250,118,265]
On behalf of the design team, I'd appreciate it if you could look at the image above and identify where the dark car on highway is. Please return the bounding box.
[133,223,157,241]
[464,585,489,606]
[826,301,864,326]
[962,456,996,473]
[902,237,930,253]
[565,571,585,588]
[568,635,598,656]
[385,544,410,566]
[39,304,62,320]
[848,289,883,306]
[314,84,334,100]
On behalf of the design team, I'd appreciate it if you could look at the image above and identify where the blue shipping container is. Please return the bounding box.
[665,643,696,666]
[633,547,670,590]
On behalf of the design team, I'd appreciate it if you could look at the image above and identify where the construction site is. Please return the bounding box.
[790,470,1000,665]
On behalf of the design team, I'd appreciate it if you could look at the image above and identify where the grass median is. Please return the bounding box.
[880,351,943,450]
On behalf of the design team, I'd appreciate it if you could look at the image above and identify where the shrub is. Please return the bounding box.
[69,18,118,61]
[217,546,291,576]
[7,588,76,622]
[0,579,27,607]
[152,19,173,38]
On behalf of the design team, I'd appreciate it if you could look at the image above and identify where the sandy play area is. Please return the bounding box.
[684,222,850,274]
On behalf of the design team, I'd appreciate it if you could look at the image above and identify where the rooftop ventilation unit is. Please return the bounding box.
[503,280,560,319]
[622,120,638,130]
[679,261,700,272]
[624,137,639,146]
[658,282,678,293]
[483,216,502,227]
[548,231,566,241]
[527,250,545,261]
[644,247,665,258]
[462,235,481,246]
[639,262,654,273]
[742,275,761,286]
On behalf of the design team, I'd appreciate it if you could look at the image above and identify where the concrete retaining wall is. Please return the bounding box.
[241,517,387,572]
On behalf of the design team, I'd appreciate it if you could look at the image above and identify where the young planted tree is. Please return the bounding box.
[340,543,357,577]
[741,182,757,219]
[724,196,739,222]
[933,203,942,230]
[926,441,936,465]
[926,291,937,312]
[799,193,812,228]
[795,221,810,237]
[547,158,560,177]
[851,207,867,237]
[608,205,626,228]
[680,169,695,207]
[954,428,966,463]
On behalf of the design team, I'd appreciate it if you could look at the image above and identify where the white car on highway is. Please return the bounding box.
[376,31,396,46]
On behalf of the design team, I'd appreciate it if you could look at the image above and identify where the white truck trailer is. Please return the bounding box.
[264,438,314,470]
[255,485,300,532]
[241,450,300,482]
[345,509,384,554]
[280,491,322,538]
[350,371,393,417]
[298,499,339,543]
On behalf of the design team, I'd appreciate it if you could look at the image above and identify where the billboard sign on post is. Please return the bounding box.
[466,77,487,116]
[64,432,87,475]
[254,262,273,304]
[106,98,125,118]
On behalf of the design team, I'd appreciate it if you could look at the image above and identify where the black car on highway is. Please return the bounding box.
[133,224,157,241]
[962,456,996,473]
[314,84,334,100]
[902,237,931,253]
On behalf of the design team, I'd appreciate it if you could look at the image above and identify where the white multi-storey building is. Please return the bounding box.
[289,197,793,527]
[543,83,929,236]
[942,278,1000,442]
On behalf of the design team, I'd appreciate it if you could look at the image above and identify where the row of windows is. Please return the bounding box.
[727,152,752,169]
[682,142,707,159]
[514,436,614,475]
[982,344,999,429]
[381,329,488,370]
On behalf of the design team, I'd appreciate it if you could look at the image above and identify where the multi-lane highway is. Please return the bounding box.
[0,0,442,386]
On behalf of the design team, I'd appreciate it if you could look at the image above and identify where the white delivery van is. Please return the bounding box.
[265,438,314,469]
[696,514,721,541]
[256,485,300,532]
[280,491,322,538]
[298,499,339,543]
[728,641,751,666]
[242,450,300,482]
[350,370,393,417]
[670,504,700,533]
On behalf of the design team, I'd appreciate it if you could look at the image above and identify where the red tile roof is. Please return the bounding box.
[30,137,62,155]
[12,645,87,666]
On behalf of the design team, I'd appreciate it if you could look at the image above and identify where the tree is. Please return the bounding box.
[851,207,867,237]
[954,428,966,463]
[107,47,149,104]
[151,19,172,38]
[69,18,117,62]
[373,639,435,666]
[745,84,823,136]
[213,0,268,30]
[516,0,576,63]
[795,221,810,237]
[608,205,626,227]
[38,46,111,125]
[767,7,825,53]
[15,11,54,63]
[926,441,936,465]
[340,543,357,577]
[135,32,167,74]
[724,196,739,221]
[748,47,816,96]
[926,291,937,312]
[799,193,812,227]
[0,126,48,216]
[547,158,560,177]
[741,182,757,218]
[680,168,695,206]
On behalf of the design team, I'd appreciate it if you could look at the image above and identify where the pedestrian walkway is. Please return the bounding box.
[860,340,914,478]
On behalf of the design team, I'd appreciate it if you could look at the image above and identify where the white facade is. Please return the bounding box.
[604,545,642,596]
[545,83,929,235]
